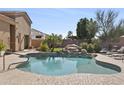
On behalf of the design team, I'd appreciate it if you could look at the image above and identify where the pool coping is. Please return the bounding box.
[95,54,124,73]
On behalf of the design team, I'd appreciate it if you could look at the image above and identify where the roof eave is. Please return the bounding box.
[0,14,16,25]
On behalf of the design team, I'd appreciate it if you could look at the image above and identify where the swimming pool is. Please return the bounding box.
[17,55,120,76]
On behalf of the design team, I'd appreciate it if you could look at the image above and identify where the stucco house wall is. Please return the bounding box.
[15,16,31,51]
[0,20,10,49]
[0,12,32,51]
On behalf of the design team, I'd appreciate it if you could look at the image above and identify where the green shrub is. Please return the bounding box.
[40,43,49,52]
[80,42,94,53]
[53,48,62,52]
[80,42,88,50]
[92,39,101,52]
[0,42,6,51]
[80,41,101,53]
[94,43,101,52]
[87,43,94,53]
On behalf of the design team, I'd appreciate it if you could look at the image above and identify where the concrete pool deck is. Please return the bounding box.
[0,50,124,85]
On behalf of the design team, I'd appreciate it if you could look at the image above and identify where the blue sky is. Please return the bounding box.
[0,8,124,37]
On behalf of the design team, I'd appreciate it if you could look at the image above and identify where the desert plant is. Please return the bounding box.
[80,42,88,50]
[40,43,49,52]
[0,42,6,51]
[53,48,62,52]
[80,42,95,53]
[92,38,101,52]
[93,43,101,52]
[87,43,94,53]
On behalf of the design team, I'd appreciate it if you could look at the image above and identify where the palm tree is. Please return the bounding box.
[46,33,62,52]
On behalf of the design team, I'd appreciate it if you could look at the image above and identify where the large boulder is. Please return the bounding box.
[81,49,88,54]
[63,44,87,55]
[64,44,80,52]
[117,46,124,53]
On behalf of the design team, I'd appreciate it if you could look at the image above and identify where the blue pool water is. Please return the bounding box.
[18,57,119,76]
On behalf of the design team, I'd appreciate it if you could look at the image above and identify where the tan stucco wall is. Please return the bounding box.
[0,20,10,49]
[31,39,42,48]
[15,16,31,51]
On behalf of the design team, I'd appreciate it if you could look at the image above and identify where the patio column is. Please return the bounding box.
[10,25,16,51]
[3,54,5,71]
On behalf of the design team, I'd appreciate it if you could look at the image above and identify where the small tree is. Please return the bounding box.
[96,9,118,49]
[45,33,62,52]
[76,18,97,43]
[67,31,73,38]
[109,20,124,42]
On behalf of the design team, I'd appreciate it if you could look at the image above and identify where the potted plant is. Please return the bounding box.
[0,42,6,56]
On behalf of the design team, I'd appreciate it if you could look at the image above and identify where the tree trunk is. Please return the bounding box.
[102,37,112,50]
[51,48,54,52]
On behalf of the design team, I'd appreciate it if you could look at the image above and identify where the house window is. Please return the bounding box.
[36,35,42,38]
